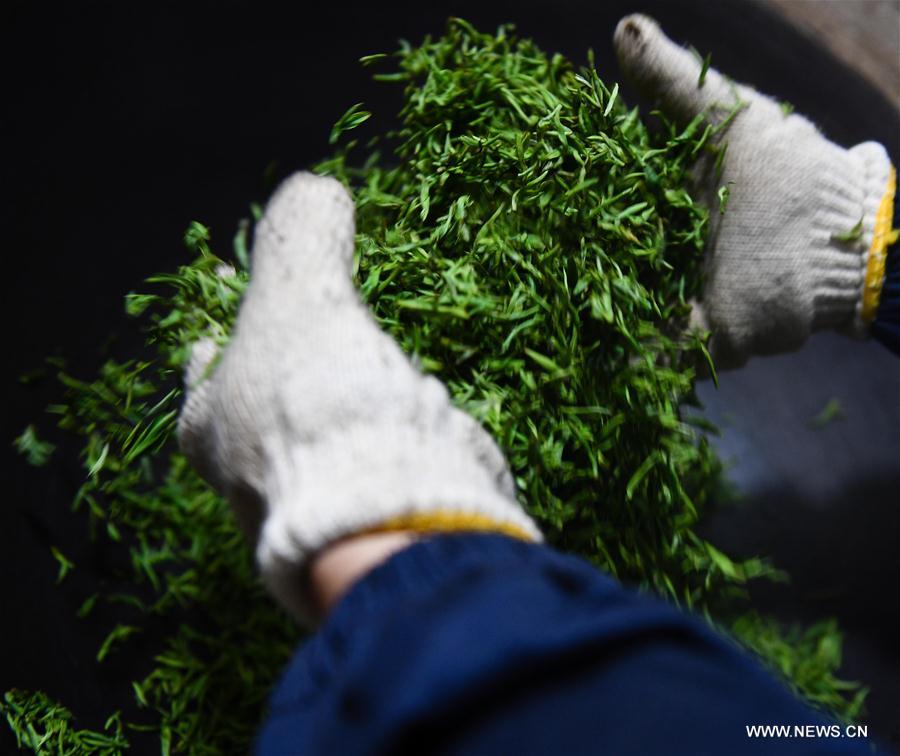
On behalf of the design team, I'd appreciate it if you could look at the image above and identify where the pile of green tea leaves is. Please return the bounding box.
[4,18,864,755]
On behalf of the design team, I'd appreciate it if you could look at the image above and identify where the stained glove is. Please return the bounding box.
[614,14,896,368]
[177,172,541,624]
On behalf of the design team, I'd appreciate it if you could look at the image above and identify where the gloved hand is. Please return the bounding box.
[177,172,541,624]
[614,14,896,368]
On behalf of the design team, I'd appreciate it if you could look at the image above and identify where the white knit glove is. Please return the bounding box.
[614,14,896,368]
[177,172,541,623]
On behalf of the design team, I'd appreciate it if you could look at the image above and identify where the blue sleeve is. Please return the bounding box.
[871,196,900,355]
[256,533,877,755]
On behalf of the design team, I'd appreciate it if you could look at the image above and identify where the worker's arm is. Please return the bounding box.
[176,173,541,626]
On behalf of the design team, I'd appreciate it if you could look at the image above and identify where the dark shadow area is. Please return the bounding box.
[702,473,900,746]
[698,331,900,746]
[2,0,897,751]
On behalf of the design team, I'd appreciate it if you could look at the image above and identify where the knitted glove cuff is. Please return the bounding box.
[810,141,894,336]
[256,422,542,623]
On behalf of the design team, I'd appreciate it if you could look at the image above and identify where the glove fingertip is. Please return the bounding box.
[613,14,667,83]
[256,171,357,277]
[613,14,741,124]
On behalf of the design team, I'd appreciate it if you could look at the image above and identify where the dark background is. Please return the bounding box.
[2,0,898,752]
